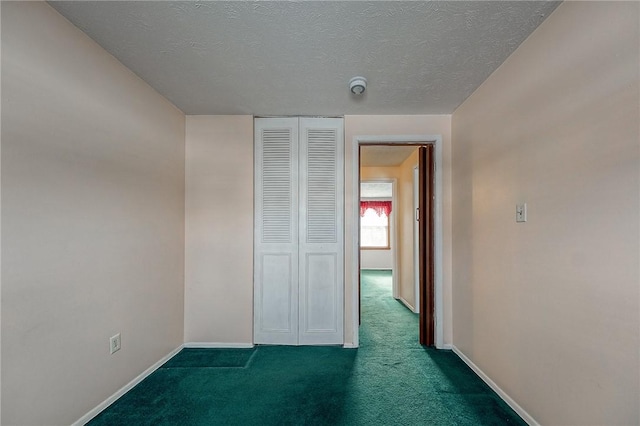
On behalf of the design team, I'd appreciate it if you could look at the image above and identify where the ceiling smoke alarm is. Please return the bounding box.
[349,76,367,95]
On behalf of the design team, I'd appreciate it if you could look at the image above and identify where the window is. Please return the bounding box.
[360,183,393,250]
[360,208,390,249]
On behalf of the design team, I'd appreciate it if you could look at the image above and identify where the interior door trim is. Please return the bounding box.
[350,135,444,349]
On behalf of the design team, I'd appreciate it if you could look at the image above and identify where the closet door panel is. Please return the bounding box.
[303,253,338,332]
[259,253,295,332]
[298,118,344,345]
[254,118,299,345]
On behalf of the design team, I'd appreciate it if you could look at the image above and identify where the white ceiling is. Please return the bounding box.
[49,1,560,116]
[360,145,417,167]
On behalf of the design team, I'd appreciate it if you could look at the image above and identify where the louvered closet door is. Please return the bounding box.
[298,118,344,345]
[254,118,299,345]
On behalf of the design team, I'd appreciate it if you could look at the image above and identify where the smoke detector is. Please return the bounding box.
[349,76,367,95]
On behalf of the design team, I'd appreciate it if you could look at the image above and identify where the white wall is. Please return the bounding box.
[345,115,453,346]
[1,3,186,425]
[452,2,639,424]
[184,116,254,345]
[360,246,393,270]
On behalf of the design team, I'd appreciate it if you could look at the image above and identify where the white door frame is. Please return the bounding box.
[351,135,444,349]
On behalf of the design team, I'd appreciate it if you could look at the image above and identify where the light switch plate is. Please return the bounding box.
[516,203,527,223]
[110,333,121,354]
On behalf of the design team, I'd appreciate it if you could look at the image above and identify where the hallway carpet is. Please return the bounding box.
[89,270,525,425]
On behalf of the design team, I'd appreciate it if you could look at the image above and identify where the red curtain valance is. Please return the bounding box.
[360,201,392,217]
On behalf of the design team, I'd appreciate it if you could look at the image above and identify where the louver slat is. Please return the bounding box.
[262,129,292,243]
[306,129,337,243]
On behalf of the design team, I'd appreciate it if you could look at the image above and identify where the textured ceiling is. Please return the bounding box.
[49,1,560,116]
[360,145,417,167]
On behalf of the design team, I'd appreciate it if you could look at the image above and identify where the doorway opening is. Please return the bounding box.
[359,180,397,297]
[352,136,443,348]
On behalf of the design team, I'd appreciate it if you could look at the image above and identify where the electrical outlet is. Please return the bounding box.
[110,333,121,354]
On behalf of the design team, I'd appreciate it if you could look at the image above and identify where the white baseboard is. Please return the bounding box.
[398,296,416,312]
[343,343,358,349]
[451,345,539,426]
[183,342,255,348]
[72,345,184,426]
[439,343,453,350]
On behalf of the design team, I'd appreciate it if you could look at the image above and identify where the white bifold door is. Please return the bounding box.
[254,117,344,345]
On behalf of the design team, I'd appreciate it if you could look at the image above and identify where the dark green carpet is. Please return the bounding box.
[88,269,525,425]
[161,348,256,369]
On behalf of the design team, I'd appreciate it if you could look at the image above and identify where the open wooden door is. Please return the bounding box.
[418,145,435,346]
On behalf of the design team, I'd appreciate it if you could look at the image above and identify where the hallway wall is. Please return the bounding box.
[452,2,639,424]
[397,150,419,310]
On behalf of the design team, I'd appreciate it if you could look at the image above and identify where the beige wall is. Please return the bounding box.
[397,150,419,308]
[451,2,639,424]
[1,2,186,425]
[184,116,254,344]
[345,115,453,346]
[182,115,454,348]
